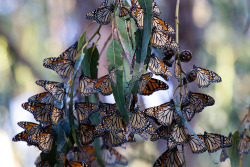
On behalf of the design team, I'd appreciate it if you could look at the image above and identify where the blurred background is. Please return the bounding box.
[0,0,249,166]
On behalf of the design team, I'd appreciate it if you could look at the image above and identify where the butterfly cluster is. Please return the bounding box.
[13,0,233,167]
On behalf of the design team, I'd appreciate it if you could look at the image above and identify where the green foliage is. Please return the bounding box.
[229,131,241,167]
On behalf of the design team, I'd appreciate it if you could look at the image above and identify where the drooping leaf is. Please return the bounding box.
[81,46,99,79]
[138,0,152,63]
[110,67,129,124]
[117,16,136,57]
[228,131,240,167]
[93,138,104,167]
[73,52,85,78]
[107,40,123,67]
[77,31,87,52]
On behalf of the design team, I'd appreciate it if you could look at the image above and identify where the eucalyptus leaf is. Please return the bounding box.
[77,31,87,52]
[110,68,129,124]
[73,52,85,79]
[81,46,99,79]
[228,131,240,167]
[138,0,152,63]
[107,40,123,67]
[94,138,104,167]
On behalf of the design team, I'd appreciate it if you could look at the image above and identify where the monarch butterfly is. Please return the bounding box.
[101,144,128,166]
[78,124,96,146]
[51,107,64,125]
[33,107,52,124]
[22,102,53,114]
[220,148,229,162]
[75,102,99,124]
[198,132,232,153]
[181,103,195,121]
[130,0,144,29]
[152,16,175,34]
[193,65,222,88]
[181,92,215,121]
[12,123,53,153]
[22,102,52,124]
[151,26,178,49]
[138,78,169,95]
[78,75,96,96]
[238,135,250,154]
[59,41,78,61]
[86,0,117,25]
[153,147,184,167]
[99,102,117,117]
[187,92,215,113]
[37,133,54,153]
[36,80,65,102]
[43,57,74,79]
[187,135,207,154]
[130,109,149,131]
[152,1,161,16]
[170,123,188,144]
[150,125,173,141]
[98,111,124,132]
[119,2,130,17]
[138,72,153,92]
[148,54,172,81]
[104,130,126,147]
[144,100,175,126]
[28,92,54,104]
[18,121,39,132]
[12,131,37,146]
[14,124,53,153]
[94,75,112,95]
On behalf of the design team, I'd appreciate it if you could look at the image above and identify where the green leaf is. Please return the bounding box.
[81,46,99,79]
[93,138,104,167]
[117,16,136,56]
[107,40,123,67]
[77,31,87,52]
[110,68,129,124]
[138,0,152,63]
[228,131,240,167]
[73,52,85,78]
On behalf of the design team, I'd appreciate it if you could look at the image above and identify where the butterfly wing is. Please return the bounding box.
[188,135,207,154]
[43,57,74,79]
[194,66,222,88]
[51,107,64,125]
[75,102,99,123]
[78,75,95,96]
[78,124,95,146]
[152,16,174,34]
[101,145,128,166]
[28,92,54,104]
[153,147,184,167]
[94,75,112,95]
[139,78,169,95]
[59,41,78,61]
